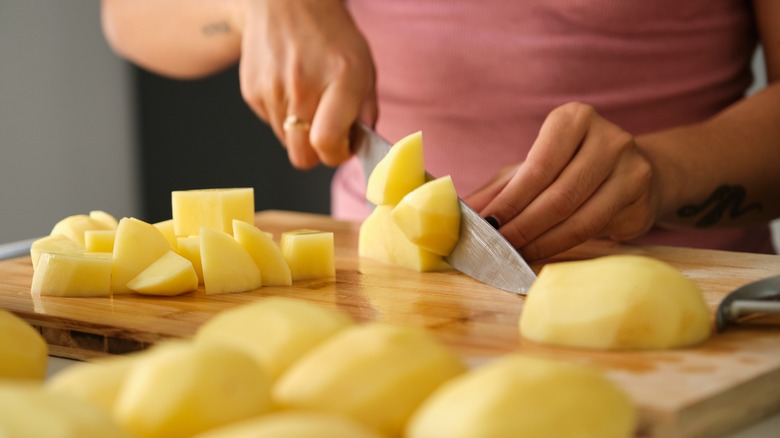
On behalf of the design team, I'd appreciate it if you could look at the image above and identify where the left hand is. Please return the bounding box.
[465,102,660,261]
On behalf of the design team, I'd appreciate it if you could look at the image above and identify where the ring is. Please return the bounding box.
[283,115,311,132]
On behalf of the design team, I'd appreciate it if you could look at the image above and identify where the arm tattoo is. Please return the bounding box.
[677,185,762,228]
[203,21,231,36]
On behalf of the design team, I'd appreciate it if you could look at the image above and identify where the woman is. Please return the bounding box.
[101,0,780,260]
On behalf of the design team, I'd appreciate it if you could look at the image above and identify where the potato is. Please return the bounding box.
[46,354,142,413]
[194,411,384,438]
[280,229,335,281]
[233,220,292,286]
[0,382,131,438]
[31,252,113,297]
[50,213,114,247]
[0,310,47,380]
[176,236,204,284]
[391,175,460,256]
[519,254,711,350]
[195,297,353,380]
[84,229,116,253]
[200,227,262,294]
[172,188,254,237]
[153,219,178,250]
[366,131,426,206]
[126,250,198,296]
[406,354,635,438]
[114,341,272,438]
[112,217,173,294]
[30,234,84,269]
[274,323,466,436]
[359,205,448,272]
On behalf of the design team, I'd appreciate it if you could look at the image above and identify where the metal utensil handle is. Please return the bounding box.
[730,300,780,319]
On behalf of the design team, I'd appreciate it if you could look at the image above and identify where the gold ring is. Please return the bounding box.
[283,115,311,131]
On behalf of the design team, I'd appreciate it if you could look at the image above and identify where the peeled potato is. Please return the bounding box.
[195,297,353,380]
[274,323,465,436]
[519,254,711,350]
[406,354,635,438]
[0,309,48,380]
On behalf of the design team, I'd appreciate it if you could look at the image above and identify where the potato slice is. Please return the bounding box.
[200,227,262,294]
[519,254,711,350]
[195,297,353,380]
[112,217,173,294]
[365,131,426,206]
[126,250,198,296]
[274,323,466,436]
[32,252,113,297]
[391,175,460,256]
[406,354,636,438]
[0,310,47,380]
[233,220,292,286]
[114,341,272,438]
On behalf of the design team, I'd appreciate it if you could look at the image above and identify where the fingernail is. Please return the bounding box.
[485,215,501,229]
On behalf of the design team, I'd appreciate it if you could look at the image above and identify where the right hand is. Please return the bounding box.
[234,0,378,169]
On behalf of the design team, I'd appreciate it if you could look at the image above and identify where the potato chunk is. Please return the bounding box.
[391,175,460,256]
[0,310,47,380]
[406,355,636,438]
[519,255,711,350]
[365,131,426,206]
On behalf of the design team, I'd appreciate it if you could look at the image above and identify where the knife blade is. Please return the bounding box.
[350,122,536,294]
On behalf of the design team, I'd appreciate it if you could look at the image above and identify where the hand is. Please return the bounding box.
[235,0,378,169]
[465,102,660,261]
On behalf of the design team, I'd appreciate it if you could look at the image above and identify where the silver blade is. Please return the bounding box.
[351,122,536,294]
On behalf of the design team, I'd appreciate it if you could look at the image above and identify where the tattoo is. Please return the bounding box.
[202,21,230,36]
[677,185,762,228]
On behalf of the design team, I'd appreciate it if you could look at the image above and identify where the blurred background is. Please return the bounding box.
[0,2,774,249]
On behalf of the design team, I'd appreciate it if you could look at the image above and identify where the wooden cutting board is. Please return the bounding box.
[1,210,779,438]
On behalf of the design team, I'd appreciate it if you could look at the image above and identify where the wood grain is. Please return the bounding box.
[1,210,779,438]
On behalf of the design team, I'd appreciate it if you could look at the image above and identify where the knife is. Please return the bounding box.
[350,122,536,294]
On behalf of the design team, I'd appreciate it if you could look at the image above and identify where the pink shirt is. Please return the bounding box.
[334,0,773,253]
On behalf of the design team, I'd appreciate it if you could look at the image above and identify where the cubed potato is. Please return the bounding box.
[274,323,466,436]
[172,188,254,237]
[176,236,204,284]
[113,341,272,438]
[359,205,448,272]
[194,411,383,438]
[126,250,198,296]
[153,219,178,250]
[84,229,116,253]
[365,131,426,206]
[280,229,335,281]
[30,234,85,269]
[0,310,48,380]
[519,255,711,350]
[195,297,353,380]
[200,227,262,294]
[32,252,113,297]
[112,217,173,294]
[0,383,130,438]
[391,175,460,256]
[406,354,636,438]
[232,220,292,286]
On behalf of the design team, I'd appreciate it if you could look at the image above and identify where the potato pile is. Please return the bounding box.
[29,188,335,297]
[359,131,461,272]
[0,298,637,438]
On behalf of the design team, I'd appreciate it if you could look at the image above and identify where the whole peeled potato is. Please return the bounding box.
[520,254,711,350]
[406,354,636,438]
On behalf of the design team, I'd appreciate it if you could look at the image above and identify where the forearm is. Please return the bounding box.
[639,81,780,229]
[101,0,243,79]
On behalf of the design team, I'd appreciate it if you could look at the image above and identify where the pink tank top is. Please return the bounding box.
[334,0,773,253]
